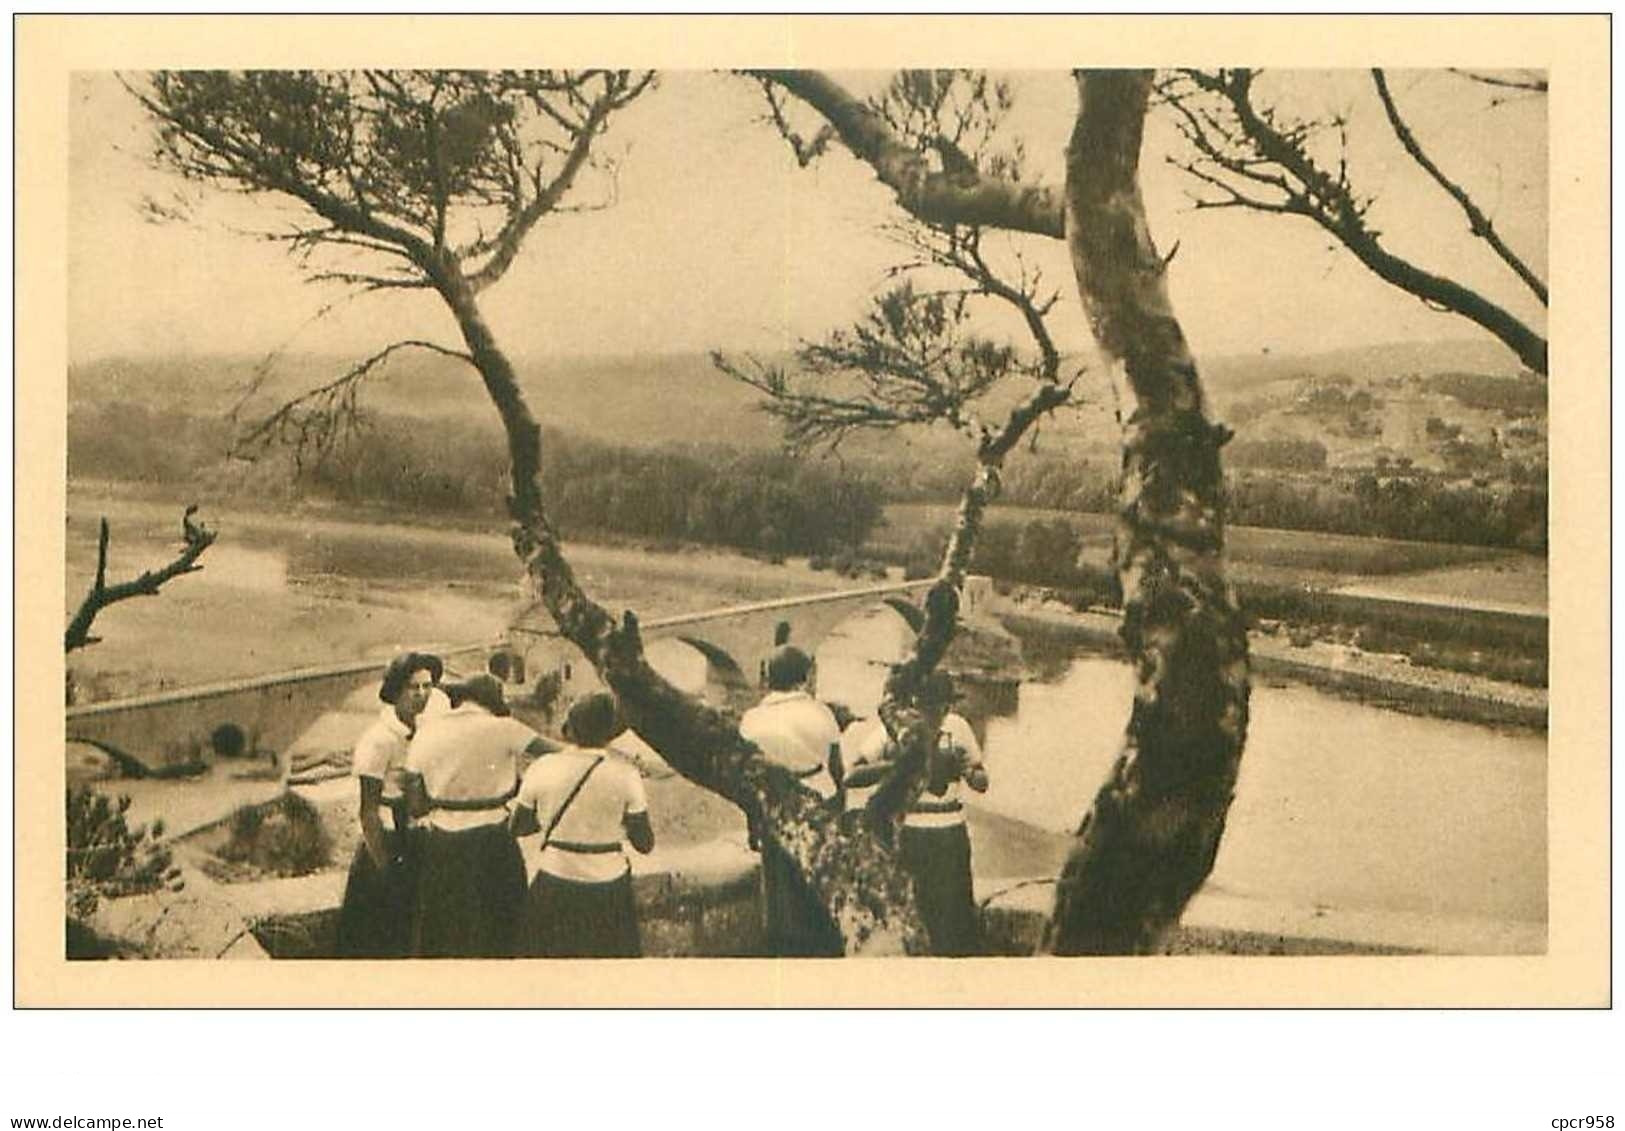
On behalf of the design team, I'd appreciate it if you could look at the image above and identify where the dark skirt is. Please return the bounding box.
[412,822,527,958]
[521,869,641,958]
[334,828,419,959]
[899,822,980,957]
[760,839,844,957]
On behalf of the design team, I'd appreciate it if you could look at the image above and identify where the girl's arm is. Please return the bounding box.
[357,776,392,868]
[624,811,655,855]
[508,803,541,839]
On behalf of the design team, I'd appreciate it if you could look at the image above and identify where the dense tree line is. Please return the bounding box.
[1230,473,1547,551]
[983,457,1544,551]
[1422,371,1547,416]
[1227,437,1330,472]
[69,402,884,556]
[70,399,1544,555]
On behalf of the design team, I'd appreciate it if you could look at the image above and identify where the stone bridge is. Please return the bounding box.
[64,578,982,774]
[507,579,943,719]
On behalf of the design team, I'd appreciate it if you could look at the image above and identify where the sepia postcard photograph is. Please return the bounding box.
[12,12,1611,1008]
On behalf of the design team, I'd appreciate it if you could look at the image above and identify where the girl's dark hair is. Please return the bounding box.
[379,651,443,704]
[563,691,623,747]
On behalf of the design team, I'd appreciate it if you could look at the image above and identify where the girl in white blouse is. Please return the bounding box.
[334,651,443,959]
[510,692,654,957]
[845,671,989,956]
[403,674,557,957]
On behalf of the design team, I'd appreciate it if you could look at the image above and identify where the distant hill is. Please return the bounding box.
[69,337,1539,474]
[1200,338,1527,404]
[69,350,770,445]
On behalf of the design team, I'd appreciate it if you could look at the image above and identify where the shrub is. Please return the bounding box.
[1229,437,1329,472]
[66,786,183,920]
[216,792,331,878]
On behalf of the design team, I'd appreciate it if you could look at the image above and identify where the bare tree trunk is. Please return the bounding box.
[868,381,1074,831]
[430,260,927,954]
[1042,71,1251,955]
[865,467,986,833]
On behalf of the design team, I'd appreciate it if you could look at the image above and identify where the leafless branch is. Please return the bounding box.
[66,508,217,652]
[1371,68,1547,305]
[464,70,653,293]
[757,78,836,168]
[1448,68,1549,94]
[1159,68,1547,374]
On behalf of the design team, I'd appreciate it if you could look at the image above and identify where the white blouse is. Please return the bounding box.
[516,748,649,883]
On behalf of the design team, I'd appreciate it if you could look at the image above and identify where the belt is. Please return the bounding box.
[546,839,622,855]
[910,798,962,815]
[428,783,519,812]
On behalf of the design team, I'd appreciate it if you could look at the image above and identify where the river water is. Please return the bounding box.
[976,655,1545,926]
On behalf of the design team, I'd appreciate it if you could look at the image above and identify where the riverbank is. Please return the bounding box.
[996,594,1547,731]
[69,478,1547,698]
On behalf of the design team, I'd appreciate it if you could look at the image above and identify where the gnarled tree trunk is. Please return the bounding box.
[755,67,1255,955]
[1041,71,1251,955]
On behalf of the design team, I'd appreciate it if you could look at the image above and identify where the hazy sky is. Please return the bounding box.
[68,69,1547,368]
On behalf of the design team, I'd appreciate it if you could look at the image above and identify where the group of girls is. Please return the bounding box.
[335,645,990,960]
[334,652,652,959]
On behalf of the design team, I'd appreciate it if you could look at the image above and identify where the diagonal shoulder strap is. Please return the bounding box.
[540,755,606,850]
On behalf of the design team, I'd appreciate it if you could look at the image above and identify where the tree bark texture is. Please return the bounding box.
[752,71,1065,239]
[1042,71,1251,955]
[432,264,927,954]
[868,381,1074,830]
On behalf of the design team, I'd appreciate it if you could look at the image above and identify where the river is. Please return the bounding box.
[976,655,1545,927]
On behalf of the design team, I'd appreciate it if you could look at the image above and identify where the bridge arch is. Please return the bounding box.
[814,602,918,718]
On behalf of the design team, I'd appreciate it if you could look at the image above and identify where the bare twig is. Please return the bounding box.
[757,79,835,167]
[464,71,650,293]
[1448,68,1548,95]
[231,338,475,469]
